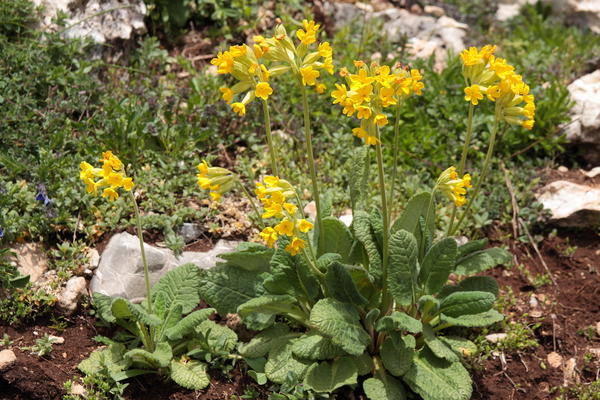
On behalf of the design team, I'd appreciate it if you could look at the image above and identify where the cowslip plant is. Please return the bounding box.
[78,152,238,390]
[201,25,530,400]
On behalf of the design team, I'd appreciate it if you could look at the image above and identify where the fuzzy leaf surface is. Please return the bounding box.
[165,308,214,341]
[124,342,172,369]
[423,324,458,362]
[376,311,422,334]
[309,298,370,356]
[438,276,499,299]
[318,216,354,263]
[93,293,116,323]
[326,261,368,305]
[265,340,311,384]
[237,294,302,319]
[217,242,273,272]
[388,230,418,306]
[438,336,478,358]
[363,376,407,400]
[439,291,495,317]
[381,334,415,376]
[151,263,201,314]
[353,211,382,280]
[440,309,504,327]
[198,264,263,315]
[392,192,434,238]
[454,247,511,276]
[238,324,297,358]
[419,238,457,295]
[169,359,210,390]
[304,357,358,393]
[291,332,345,361]
[195,320,238,353]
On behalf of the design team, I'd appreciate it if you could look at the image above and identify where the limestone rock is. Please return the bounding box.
[179,223,203,244]
[57,276,88,315]
[485,333,508,343]
[90,232,239,300]
[564,70,600,164]
[536,180,600,227]
[10,243,48,283]
[550,0,600,33]
[495,0,537,21]
[86,248,100,270]
[0,350,17,371]
[32,0,147,43]
[548,351,563,368]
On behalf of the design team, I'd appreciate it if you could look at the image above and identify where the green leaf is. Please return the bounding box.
[403,348,472,400]
[79,343,129,376]
[304,357,358,393]
[92,293,115,323]
[291,332,345,361]
[151,263,201,314]
[392,192,435,239]
[127,302,161,327]
[309,298,370,356]
[419,238,457,295]
[381,334,415,376]
[438,336,478,358]
[237,295,304,320]
[440,309,504,327]
[238,324,298,358]
[198,264,263,315]
[317,253,343,271]
[125,342,172,369]
[265,340,312,384]
[454,247,512,276]
[353,210,383,280]
[457,239,488,258]
[218,242,273,272]
[348,146,369,210]
[325,261,368,305]
[388,230,418,306]
[423,324,458,362]
[376,312,422,334]
[195,320,238,353]
[318,216,354,263]
[164,308,215,341]
[352,353,375,376]
[439,291,496,317]
[439,276,499,299]
[156,303,182,342]
[363,375,407,400]
[169,359,210,390]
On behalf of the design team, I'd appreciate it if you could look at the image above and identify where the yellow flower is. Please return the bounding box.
[356,106,372,120]
[352,127,368,139]
[122,177,134,191]
[374,113,388,127]
[105,172,124,188]
[262,202,283,219]
[210,51,234,74]
[460,47,484,66]
[364,135,380,146]
[297,219,313,233]
[464,85,484,105]
[283,202,297,215]
[255,82,273,100]
[300,66,320,86]
[296,20,319,45]
[220,87,234,103]
[316,83,326,94]
[437,166,471,207]
[259,227,278,248]
[81,151,133,201]
[231,102,246,116]
[83,177,97,194]
[318,42,332,57]
[102,187,119,202]
[522,119,534,130]
[331,84,348,104]
[285,237,305,256]
[274,219,294,236]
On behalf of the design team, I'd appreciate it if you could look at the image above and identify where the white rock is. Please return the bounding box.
[563,357,579,386]
[583,167,600,178]
[70,383,87,396]
[58,276,87,315]
[529,295,539,308]
[424,5,445,17]
[589,348,600,358]
[548,351,563,368]
[550,0,600,33]
[48,335,65,344]
[87,248,100,270]
[558,165,569,172]
[90,232,240,301]
[179,223,203,244]
[304,201,317,220]
[10,242,48,283]
[0,349,17,371]
[536,180,600,227]
[339,214,353,227]
[564,70,600,164]
[596,321,600,336]
[32,0,147,43]
[485,333,508,343]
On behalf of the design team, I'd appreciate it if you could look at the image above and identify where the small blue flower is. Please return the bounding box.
[0,227,4,238]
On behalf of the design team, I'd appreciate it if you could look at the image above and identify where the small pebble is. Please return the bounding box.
[485,333,507,343]
[49,335,65,344]
[557,166,568,172]
[547,352,563,368]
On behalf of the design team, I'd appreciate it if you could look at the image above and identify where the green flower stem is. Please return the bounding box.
[388,102,403,215]
[373,123,390,303]
[300,84,325,250]
[420,188,436,261]
[447,103,474,236]
[262,99,279,176]
[235,180,263,228]
[451,110,501,236]
[130,191,152,315]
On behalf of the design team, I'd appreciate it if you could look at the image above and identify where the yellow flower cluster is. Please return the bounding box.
[211,20,333,116]
[331,61,424,145]
[460,45,536,130]
[196,161,236,202]
[436,166,472,207]
[79,151,134,201]
[255,176,313,256]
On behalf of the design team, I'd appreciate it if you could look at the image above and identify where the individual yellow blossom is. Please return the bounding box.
[274,219,294,236]
[296,19,319,45]
[102,187,119,202]
[211,51,235,74]
[339,67,349,77]
[283,203,297,215]
[318,42,332,57]
[300,66,320,86]
[196,160,235,202]
[356,106,372,120]
[352,127,368,139]
[231,102,246,116]
[297,219,313,233]
[220,87,234,103]
[464,85,484,105]
[460,47,485,66]
[259,227,278,248]
[285,237,305,256]
[365,135,380,146]
[255,82,273,100]
[316,83,326,94]
[374,113,388,127]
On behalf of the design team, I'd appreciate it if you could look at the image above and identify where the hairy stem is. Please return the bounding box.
[388,102,403,216]
[130,191,152,315]
[262,99,279,176]
[373,123,390,305]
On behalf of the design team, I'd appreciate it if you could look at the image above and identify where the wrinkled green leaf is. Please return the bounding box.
[151,263,201,314]
[419,238,457,295]
[440,309,504,327]
[381,334,415,377]
[423,324,458,362]
[198,264,263,315]
[439,291,495,317]
[439,276,499,299]
[376,312,422,334]
[169,359,209,390]
[238,324,298,359]
[165,308,214,341]
[363,375,407,400]
[304,357,358,393]
[217,242,273,272]
[388,230,418,306]
[318,216,354,263]
[353,210,383,280]
[454,247,512,276]
[265,340,311,384]
[291,332,345,361]
[326,261,368,305]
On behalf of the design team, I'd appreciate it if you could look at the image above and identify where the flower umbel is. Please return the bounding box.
[196,161,236,202]
[436,166,472,207]
[79,151,133,201]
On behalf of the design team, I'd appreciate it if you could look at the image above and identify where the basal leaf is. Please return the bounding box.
[164,308,215,341]
[169,359,210,390]
[265,340,311,384]
[318,216,354,263]
[304,357,358,393]
[392,192,435,239]
[125,342,172,369]
[353,211,383,280]
[218,242,273,272]
[457,239,488,258]
[352,352,375,376]
[376,311,422,334]
[93,292,116,323]
[325,261,368,305]
[309,298,370,356]
[237,295,304,321]
[381,334,415,377]
[388,230,418,306]
[127,302,161,327]
[110,297,132,320]
[422,324,458,362]
[198,264,263,315]
[419,238,457,295]
[363,375,407,400]
[438,336,478,358]
[151,263,201,314]
[440,309,504,327]
[195,320,238,353]
[439,291,495,317]
[238,324,298,359]
[291,332,345,361]
[454,247,511,276]
[438,276,499,299]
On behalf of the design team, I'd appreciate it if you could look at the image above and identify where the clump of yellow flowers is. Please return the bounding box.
[211,19,333,116]
[332,61,424,145]
[196,161,236,202]
[79,151,134,201]
[255,176,313,256]
[436,167,472,207]
[460,45,535,130]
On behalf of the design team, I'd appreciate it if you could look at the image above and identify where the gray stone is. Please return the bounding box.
[564,70,600,164]
[0,350,17,371]
[87,248,100,270]
[179,223,203,244]
[536,180,600,227]
[10,243,48,283]
[550,0,600,34]
[90,232,240,300]
[58,276,88,315]
[32,0,146,43]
